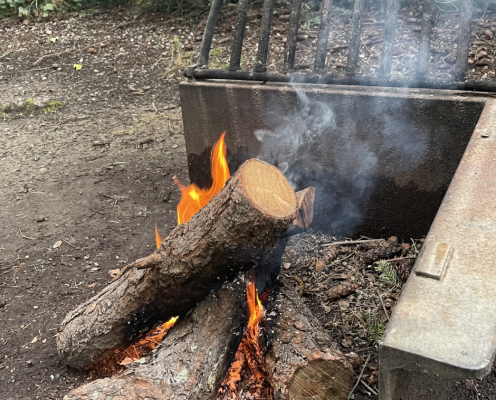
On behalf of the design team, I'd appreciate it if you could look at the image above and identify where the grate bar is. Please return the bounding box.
[254,0,276,73]
[379,0,400,79]
[185,67,496,92]
[198,0,224,68]
[314,0,333,70]
[284,0,304,71]
[454,0,474,80]
[416,0,435,79]
[229,0,251,71]
[346,0,364,76]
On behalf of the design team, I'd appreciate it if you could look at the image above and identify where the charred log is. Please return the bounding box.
[266,285,354,400]
[63,288,247,400]
[57,159,298,369]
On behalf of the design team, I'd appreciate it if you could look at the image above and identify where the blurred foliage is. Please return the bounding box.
[333,0,494,15]
[1,0,493,21]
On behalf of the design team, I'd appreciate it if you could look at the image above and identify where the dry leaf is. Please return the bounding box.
[315,260,325,271]
[119,357,136,366]
[53,240,62,248]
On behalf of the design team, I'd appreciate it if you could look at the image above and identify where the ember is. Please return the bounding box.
[89,315,178,377]
[174,132,230,224]
[218,271,273,400]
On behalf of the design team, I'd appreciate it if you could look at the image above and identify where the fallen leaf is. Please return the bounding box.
[73,63,82,70]
[315,260,325,271]
[53,240,62,248]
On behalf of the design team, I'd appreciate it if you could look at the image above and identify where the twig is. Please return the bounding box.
[143,105,178,113]
[108,12,144,32]
[110,253,162,283]
[0,48,16,60]
[373,256,417,264]
[377,291,390,321]
[17,229,35,240]
[33,48,77,66]
[62,240,82,250]
[348,353,371,400]
[360,379,379,396]
[321,239,382,248]
[151,57,166,69]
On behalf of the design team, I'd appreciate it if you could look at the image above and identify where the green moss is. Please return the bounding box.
[24,98,37,113]
[42,100,64,114]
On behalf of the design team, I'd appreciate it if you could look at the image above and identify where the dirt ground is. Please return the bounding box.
[1,3,496,399]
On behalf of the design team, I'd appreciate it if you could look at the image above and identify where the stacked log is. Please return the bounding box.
[58,158,353,400]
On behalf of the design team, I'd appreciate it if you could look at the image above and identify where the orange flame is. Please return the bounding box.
[174,133,230,225]
[217,272,273,400]
[247,278,263,330]
[90,315,179,377]
[155,224,162,249]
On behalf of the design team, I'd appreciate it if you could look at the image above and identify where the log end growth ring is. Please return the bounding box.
[289,358,353,400]
[241,159,296,218]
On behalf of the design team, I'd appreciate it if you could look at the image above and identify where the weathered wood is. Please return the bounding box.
[63,288,247,400]
[266,285,354,400]
[282,187,315,238]
[57,159,298,369]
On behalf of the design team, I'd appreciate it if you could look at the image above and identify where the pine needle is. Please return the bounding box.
[375,259,399,286]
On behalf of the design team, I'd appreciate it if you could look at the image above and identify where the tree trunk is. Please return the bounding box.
[57,159,298,369]
[266,285,354,400]
[63,288,247,400]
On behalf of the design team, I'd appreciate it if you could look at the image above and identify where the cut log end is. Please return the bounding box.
[241,159,296,218]
[289,358,354,400]
[294,186,315,229]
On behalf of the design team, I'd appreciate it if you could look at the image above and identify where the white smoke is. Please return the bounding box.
[254,85,427,235]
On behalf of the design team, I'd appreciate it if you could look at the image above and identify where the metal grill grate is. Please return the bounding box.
[184,0,496,92]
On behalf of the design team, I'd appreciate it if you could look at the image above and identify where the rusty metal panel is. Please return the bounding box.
[180,80,484,238]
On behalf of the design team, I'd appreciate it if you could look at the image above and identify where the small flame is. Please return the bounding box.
[90,315,179,377]
[155,224,162,249]
[217,272,273,400]
[247,278,263,330]
[174,133,230,225]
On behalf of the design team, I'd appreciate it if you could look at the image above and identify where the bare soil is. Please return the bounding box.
[0,3,495,399]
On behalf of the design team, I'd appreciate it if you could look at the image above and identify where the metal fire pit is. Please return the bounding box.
[179,0,496,397]
[180,80,496,399]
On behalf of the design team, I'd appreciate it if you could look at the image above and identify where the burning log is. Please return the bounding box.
[63,288,248,400]
[266,285,354,400]
[57,159,299,369]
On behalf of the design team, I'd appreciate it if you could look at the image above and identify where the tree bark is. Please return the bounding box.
[57,159,298,369]
[63,288,247,400]
[266,285,354,400]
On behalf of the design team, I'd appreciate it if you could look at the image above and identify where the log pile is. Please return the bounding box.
[57,158,355,400]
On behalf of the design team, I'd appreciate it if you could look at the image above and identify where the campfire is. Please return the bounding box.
[57,133,355,400]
